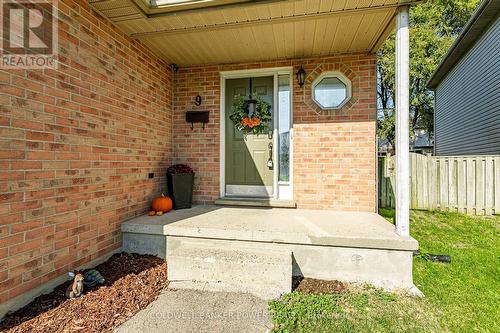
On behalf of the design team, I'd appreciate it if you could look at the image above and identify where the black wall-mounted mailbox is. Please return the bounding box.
[186,111,209,130]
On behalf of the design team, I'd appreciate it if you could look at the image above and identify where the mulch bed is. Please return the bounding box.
[0,253,168,333]
[292,276,346,295]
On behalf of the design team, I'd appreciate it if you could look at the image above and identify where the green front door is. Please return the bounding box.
[225,76,274,197]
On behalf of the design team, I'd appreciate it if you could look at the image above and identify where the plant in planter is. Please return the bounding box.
[167,164,194,209]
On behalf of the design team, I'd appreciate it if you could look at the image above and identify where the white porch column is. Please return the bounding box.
[395,6,410,237]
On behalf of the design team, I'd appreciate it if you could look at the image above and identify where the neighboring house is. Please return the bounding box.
[378,128,433,156]
[0,0,418,315]
[427,0,500,156]
[378,137,392,156]
[411,128,433,155]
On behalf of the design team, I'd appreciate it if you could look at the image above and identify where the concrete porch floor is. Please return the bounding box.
[121,206,419,298]
[122,206,418,251]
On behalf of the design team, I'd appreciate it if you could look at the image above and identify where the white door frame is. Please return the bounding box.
[219,67,294,200]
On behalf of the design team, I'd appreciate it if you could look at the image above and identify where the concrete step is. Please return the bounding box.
[215,197,296,208]
[167,241,292,299]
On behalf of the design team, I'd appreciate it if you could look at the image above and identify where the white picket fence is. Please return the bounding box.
[378,153,500,215]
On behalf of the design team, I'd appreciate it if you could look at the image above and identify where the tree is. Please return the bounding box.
[377,0,480,152]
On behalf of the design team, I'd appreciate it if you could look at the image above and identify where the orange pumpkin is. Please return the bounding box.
[148,211,156,216]
[151,194,172,213]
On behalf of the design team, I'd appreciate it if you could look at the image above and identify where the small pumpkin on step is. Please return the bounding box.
[151,194,173,213]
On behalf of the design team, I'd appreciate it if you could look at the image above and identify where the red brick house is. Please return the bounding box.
[0,0,418,314]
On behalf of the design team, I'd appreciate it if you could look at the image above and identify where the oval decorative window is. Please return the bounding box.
[312,72,352,110]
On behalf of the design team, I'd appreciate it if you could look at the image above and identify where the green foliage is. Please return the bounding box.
[270,210,500,332]
[269,285,435,333]
[409,210,500,333]
[229,95,272,135]
[377,0,481,149]
[269,292,344,333]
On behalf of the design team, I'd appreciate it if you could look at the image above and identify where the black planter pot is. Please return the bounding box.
[167,172,194,209]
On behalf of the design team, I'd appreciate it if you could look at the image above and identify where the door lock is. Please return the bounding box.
[267,142,273,169]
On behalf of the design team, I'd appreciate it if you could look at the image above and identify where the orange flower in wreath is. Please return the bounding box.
[242,117,261,128]
[251,118,261,127]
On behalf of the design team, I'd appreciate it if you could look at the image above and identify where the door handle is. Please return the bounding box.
[268,130,273,140]
[267,142,273,169]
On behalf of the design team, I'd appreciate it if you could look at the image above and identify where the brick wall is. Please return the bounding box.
[173,55,377,211]
[0,0,376,305]
[0,0,172,303]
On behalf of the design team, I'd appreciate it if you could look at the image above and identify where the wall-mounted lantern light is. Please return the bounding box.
[296,66,306,87]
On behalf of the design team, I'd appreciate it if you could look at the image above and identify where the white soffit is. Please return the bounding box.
[87,0,420,66]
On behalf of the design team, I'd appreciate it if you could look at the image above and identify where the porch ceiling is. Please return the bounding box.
[87,0,419,66]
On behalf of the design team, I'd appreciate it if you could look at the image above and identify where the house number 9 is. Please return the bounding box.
[195,95,202,106]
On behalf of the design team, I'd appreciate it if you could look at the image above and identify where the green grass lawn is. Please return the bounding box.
[269,210,500,332]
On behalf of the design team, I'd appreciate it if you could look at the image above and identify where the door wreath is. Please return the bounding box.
[229,95,272,135]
